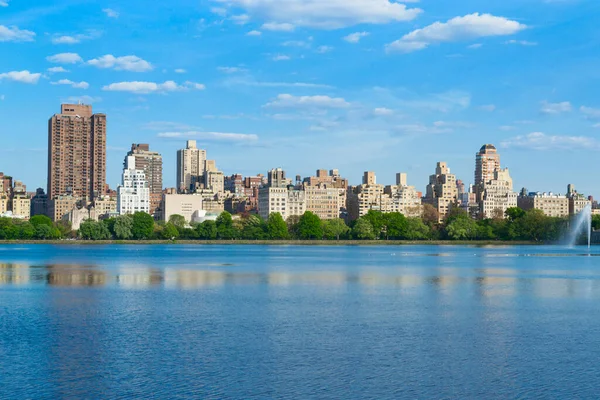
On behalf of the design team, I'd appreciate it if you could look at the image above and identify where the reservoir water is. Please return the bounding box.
[1,244,600,399]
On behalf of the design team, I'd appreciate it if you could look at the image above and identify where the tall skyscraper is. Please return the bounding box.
[117,156,150,215]
[474,144,501,187]
[47,104,106,201]
[176,140,206,192]
[127,144,163,216]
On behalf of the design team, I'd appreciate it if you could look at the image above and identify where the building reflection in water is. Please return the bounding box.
[47,264,107,287]
[0,263,30,285]
[116,268,163,288]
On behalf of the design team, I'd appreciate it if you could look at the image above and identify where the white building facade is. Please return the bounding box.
[117,156,150,215]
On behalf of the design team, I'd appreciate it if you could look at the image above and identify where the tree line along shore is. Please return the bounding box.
[0,207,597,243]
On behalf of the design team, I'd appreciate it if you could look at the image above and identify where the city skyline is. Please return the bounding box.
[1,1,600,196]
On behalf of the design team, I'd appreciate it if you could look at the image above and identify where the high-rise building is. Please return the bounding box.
[475,144,501,187]
[480,168,518,219]
[267,168,288,188]
[127,144,163,216]
[47,104,106,201]
[31,188,48,217]
[117,156,150,215]
[176,140,206,192]
[423,162,459,221]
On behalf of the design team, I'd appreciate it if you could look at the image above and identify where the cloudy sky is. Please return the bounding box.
[1,0,599,196]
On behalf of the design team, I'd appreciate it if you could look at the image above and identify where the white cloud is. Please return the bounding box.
[174,68,186,74]
[0,95,4,100]
[0,70,41,84]
[51,79,89,89]
[66,95,101,104]
[51,31,101,45]
[373,107,394,116]
[272,55,291,61]
[103,8,119,18]
[262,22,295,32]
[282,40,310,48]
[102,80,204,94]
[540,100,572,114]
[505,39,537,46]
[230,14,250,24]
[184,81,206,90]
[0,1,8,7]
[580,106,600,120]
[211,7,228,16]
[478,104,496,112]
[157,131,258,142]
[88,55,153,72]
[501,132,600,150]
[468,43,483,49]
[214,0,421,29]
[0,25,35,42]
[499,125,516,131]
[386,13,527,53]
[218,66,247,74]
[344,32,369,43]
[247,30,262,36]
[224,77,331,88]
[47,66,69,73]
[46,52,83,64]
[316,45,333,53]
[593,123,600,129]
[394,123,454,136]
[265,94,350,108]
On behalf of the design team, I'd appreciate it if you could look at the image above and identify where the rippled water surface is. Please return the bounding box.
[2,244,600,399]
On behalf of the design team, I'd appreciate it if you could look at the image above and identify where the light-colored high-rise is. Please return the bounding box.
[480,168,517,219]
[176,140,206,192]
[127,144,163,216]
[424,162,458,221]
[47,104,106,201]
[117,156,150,215]
[475,144,501,187]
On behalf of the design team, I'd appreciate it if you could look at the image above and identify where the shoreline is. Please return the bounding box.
[0,240,545,246]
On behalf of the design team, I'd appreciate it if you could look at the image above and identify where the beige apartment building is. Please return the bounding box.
[383,173,422,217]
[48,195,81,222]
[258,187,306,220]
[93,196,117,217]
[475,144,501,187]
[48,104,106,201]
[423,162,459,221]
[304,185,345,220]
[12,194,31,220]
[162,194,203,223]
[517,193,570,217]
[480,168,518,219]
[176,140,206,192]
[0,195,8,214]
[127,144,163,217]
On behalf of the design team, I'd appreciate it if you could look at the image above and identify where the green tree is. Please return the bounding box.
[363,210,385,238]
[352,217,376,240]
[592,214,600,231]
[131,212,155,240]
[78,220,111,240]
[404,217,430,240]
[445,214,478,240]
[267,213,289,240]
[322,218,350,240]
[505,207,526,221]
[113,215,134,240]
[0,218,16,240]
[241,215,268,240]
[161,223,180,240]
[196,220,218,240]
[383,212,408,240]
[15,221,35,239]
[216,212,237,240]
[169,214,187,230]
[29,215,53,228]
[296,211,323,239]
[35,224,53,240]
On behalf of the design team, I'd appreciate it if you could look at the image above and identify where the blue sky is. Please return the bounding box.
[1,0,600,197]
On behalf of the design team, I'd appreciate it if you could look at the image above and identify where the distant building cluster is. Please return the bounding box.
[2,103,596,227]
